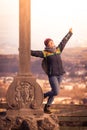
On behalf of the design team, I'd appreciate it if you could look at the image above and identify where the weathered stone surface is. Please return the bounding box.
[37,114,59,130]
[0,113,59,130]
[6,76,43,110]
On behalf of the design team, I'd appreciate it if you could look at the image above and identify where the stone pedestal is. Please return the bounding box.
[6,75,43,112]
[6,74,59,130]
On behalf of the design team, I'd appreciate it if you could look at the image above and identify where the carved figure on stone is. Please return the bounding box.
[15,81,34,105]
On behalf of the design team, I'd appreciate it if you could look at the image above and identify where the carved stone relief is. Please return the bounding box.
[6,77,43,110]
[15,81,34,106]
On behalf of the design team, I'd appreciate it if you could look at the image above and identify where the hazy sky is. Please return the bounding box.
[0,0,87,54]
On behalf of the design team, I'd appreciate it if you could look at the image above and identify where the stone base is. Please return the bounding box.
[0,109,59,130]
[6,75,43,109]
[7,108,44,117]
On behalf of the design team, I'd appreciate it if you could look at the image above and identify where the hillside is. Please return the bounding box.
[0,47,87,81]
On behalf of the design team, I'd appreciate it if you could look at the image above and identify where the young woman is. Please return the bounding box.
[31,28,73,113]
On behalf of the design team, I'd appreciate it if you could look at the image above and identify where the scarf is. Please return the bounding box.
[44,46,56,53]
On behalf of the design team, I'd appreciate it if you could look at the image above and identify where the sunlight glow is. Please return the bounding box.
[31,0,87,49]
[0,0,87,53]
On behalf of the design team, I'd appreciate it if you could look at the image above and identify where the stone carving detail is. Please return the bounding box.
[6,77,43,109]
[15,81,34,106]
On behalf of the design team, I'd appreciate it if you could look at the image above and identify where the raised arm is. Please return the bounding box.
[58,28,73,52]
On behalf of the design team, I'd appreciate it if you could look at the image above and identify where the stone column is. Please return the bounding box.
[6,0,43,114]
[19,0,31,74]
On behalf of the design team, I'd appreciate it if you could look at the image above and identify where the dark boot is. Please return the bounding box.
[44,93,47,99]
[44,104,51,114]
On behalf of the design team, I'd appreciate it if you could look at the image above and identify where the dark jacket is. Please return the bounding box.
[31,31,73,76]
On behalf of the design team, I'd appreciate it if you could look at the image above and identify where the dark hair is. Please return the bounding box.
[44,38,53,46]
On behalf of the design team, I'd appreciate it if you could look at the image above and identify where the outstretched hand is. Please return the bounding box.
[69,28,72,33]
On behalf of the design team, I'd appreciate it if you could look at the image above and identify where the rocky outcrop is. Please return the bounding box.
[0,112,59,130]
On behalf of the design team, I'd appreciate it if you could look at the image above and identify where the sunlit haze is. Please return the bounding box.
[0,0,87,54]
